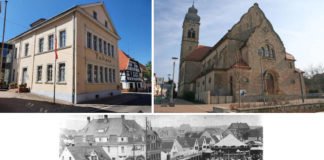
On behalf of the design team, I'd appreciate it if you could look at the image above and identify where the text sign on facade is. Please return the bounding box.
[125,70,142,82]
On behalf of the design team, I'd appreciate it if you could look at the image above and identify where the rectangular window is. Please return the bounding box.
[99,38,102,53]
[112,69,116,83]
[111,45,114,58]
[25,43,29,56]
[104,41,107,55]
[87,32,92,49]
[121,146,124,153]
[108,43,111,56]
[109,68,112,83]
[100,66,103,83]
[47,65,53,81]
[93,35,97,51]
[14,47,17,59]
[93,11,97,20]
[37,66,42,81]
[48,35,54,50]
[58,63,65,82]
[12,69,15,81]
[105,21,108,28]
[88,64,93,83]
[39,38,44,53]
[104,67,108,82]
[94,65,98,83]
[59,30,66,48]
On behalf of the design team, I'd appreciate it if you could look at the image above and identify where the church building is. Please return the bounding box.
[178,3,305,103]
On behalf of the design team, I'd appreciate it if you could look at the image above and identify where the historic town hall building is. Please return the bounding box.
[178,3,305,103]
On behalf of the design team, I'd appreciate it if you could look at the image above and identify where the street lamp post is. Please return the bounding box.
[169,57,178,107]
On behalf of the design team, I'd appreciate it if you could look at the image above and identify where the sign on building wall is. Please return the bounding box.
[125,60,142,82]
[125,70,142,82]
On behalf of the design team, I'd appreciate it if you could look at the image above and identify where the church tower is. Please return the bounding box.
[178,4,200,97]
[180,4,200,63]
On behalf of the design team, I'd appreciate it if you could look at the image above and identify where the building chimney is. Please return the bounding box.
[30,18,46,28]
[87,116,91,123]
[104,115,108,123]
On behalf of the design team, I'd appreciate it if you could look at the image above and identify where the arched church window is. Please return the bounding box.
[258,45,275,59]
[261,47,265,57]
[187,28,195,39]
[270,48,275,58]
[191,30,196,38]
[265,45,270,57]
[187,30,192,38]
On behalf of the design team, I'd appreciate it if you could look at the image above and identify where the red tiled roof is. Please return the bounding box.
[118,49,130,71]
[230,59,251,69]
[184,45,211,61]
[285,52,296,61]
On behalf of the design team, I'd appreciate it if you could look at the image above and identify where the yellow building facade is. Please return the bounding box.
[8,2,120,103]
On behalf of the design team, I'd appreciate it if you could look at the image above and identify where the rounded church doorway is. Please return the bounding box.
[264,72,275,94]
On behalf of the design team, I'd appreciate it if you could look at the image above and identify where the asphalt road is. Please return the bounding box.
[0,92,151,113]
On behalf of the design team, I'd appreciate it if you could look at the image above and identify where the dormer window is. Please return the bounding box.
[90,155,98,160]
[93,11,97,20]
[89,151,98,160]
[105,21,108,29]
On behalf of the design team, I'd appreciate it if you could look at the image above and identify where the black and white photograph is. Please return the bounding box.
[59,115,263,160]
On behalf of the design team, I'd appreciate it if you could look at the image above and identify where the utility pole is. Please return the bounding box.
[0,0,8,83]
[169,57,178,107]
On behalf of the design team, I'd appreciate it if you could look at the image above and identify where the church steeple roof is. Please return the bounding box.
[185,4,200,22]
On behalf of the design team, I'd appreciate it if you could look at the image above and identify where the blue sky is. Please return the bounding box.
[0,0,151,65]
[154,0,324,85]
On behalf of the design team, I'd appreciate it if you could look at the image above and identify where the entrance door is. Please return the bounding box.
[22,68,27,84]
[265,73,275,94]
[129,83,133,89]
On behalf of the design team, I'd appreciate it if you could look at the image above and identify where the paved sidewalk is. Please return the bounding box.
[155,98,218,113]
[155,97,324,113]
[0,90,151,112]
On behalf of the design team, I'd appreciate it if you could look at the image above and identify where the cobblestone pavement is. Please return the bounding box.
[0,90,151,112]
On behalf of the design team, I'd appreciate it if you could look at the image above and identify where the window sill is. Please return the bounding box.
[35,81,43,84]
[57,82,67,85]
[45,81,54,84]
[34,46,71,56]
[21,55,32,59]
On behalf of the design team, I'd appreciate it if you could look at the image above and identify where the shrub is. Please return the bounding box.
[9,82,18,89]
[309,89,319,93]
